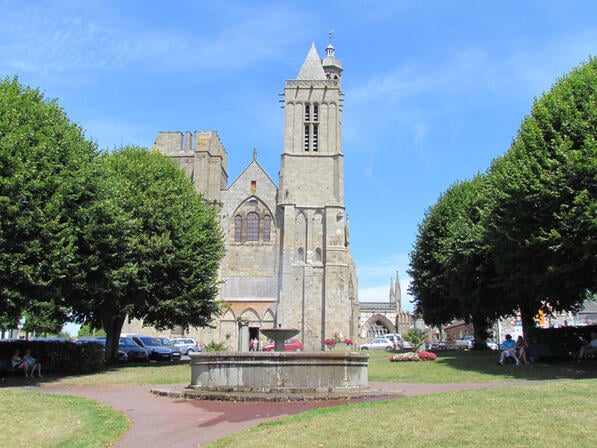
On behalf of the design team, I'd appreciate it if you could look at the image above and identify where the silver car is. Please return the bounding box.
[168,338,202,355]
[359,337,394,351]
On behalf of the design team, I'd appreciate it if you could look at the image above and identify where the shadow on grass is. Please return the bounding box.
[1,358,189,388]
[434,350,597,380]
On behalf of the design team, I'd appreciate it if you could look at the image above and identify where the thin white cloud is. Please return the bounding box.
[0,3,303,76]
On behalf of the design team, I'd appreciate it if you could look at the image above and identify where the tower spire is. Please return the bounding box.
[296,43,326,80]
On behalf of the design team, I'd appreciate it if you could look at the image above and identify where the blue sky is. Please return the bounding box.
[1,1,595,312]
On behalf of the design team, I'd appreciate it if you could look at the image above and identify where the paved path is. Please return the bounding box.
[33,380,530,447]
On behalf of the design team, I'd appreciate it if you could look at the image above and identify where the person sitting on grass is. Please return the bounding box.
[515,335,530,364]
[23,349,42,377]
[578,332,597,361]
[10,349,28,376]
[498,334,520,366]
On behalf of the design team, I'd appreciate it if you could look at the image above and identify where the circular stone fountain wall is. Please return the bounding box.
[185,351,369,401]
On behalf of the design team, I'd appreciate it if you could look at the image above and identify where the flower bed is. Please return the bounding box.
[389,351,437,362]
[325,337,354,350]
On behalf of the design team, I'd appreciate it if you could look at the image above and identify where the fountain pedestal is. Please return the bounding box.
[260,328,299,351]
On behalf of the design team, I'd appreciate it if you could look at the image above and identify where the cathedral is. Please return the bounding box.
[121,43,410,350]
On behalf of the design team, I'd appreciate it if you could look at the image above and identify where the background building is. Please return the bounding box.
[123,43,359,351]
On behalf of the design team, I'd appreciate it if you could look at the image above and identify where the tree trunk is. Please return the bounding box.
[103,314,126,362]
[471,314,491,350]
[519,304,536,341]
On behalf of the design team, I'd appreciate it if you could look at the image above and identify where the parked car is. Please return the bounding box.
[359,337,394,351]
[155,337,182,360]
[75,337,128,362]
[381,333,404,350]
[118,337,150,362]
[122,334,173,361]
[455,335,475,350]
[427,341,448,351]
[263,338,304,352]
[168,338,202,355]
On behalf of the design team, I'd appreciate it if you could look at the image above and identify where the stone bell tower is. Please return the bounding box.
[276,42,359,351]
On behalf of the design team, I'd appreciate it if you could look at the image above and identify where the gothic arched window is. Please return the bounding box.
[315,247,322,262]
[234,215,242,242]
[247,212,259,241]
[297,247,304,262]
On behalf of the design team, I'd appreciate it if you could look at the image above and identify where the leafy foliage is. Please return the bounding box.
[484,57,596,335]
[0,76,97,326]
[66,146,225,360]
[404,329,427,352]
[204,341,229,352]
[409,57,596,339]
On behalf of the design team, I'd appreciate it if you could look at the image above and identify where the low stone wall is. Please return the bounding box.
[187,351,369,401]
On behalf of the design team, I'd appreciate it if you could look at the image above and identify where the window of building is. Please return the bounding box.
[234,215,242,242]
[304,103,319,151]
[297,247,304,262]
[251,180,256,194]
[263,215,271,242]
[247,212,259,241]
[304,124,310,151]
[315,247,322,262]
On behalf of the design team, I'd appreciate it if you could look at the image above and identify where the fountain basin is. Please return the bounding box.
[186,351,369,401]
[260,328,300,351]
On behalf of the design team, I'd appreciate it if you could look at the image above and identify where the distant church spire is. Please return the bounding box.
[395,271,402,310]
[389,277,395,303]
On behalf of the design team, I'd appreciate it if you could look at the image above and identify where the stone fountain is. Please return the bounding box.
[183,327,369,401]
[260,327,300,351]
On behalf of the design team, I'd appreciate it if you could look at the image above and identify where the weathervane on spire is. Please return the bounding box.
[328,29,335,43]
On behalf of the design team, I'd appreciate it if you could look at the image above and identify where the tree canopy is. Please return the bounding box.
[484,56,597,336]
[1,78,225,358]
[409,57,596,339]
[66,146,225,360]
[0,76,97,328]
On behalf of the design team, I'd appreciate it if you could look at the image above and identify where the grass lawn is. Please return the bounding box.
[0,389,129,448]
[207,378,597,447]
[367,349,597,382]
[1,351,595,448]
[21,349,595,387]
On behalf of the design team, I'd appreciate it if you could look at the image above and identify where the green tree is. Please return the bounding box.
[0,76,97,326]
[409,177,505,347]
[67,146,225,360]
[21,300,67,336]
[485,57,597,337]
[408,185,460,328]
[77,323,106,338]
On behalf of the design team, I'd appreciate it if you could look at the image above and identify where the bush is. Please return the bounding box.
[405,329,428,352]
[203,341,228,352]
[0,340,104,373]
